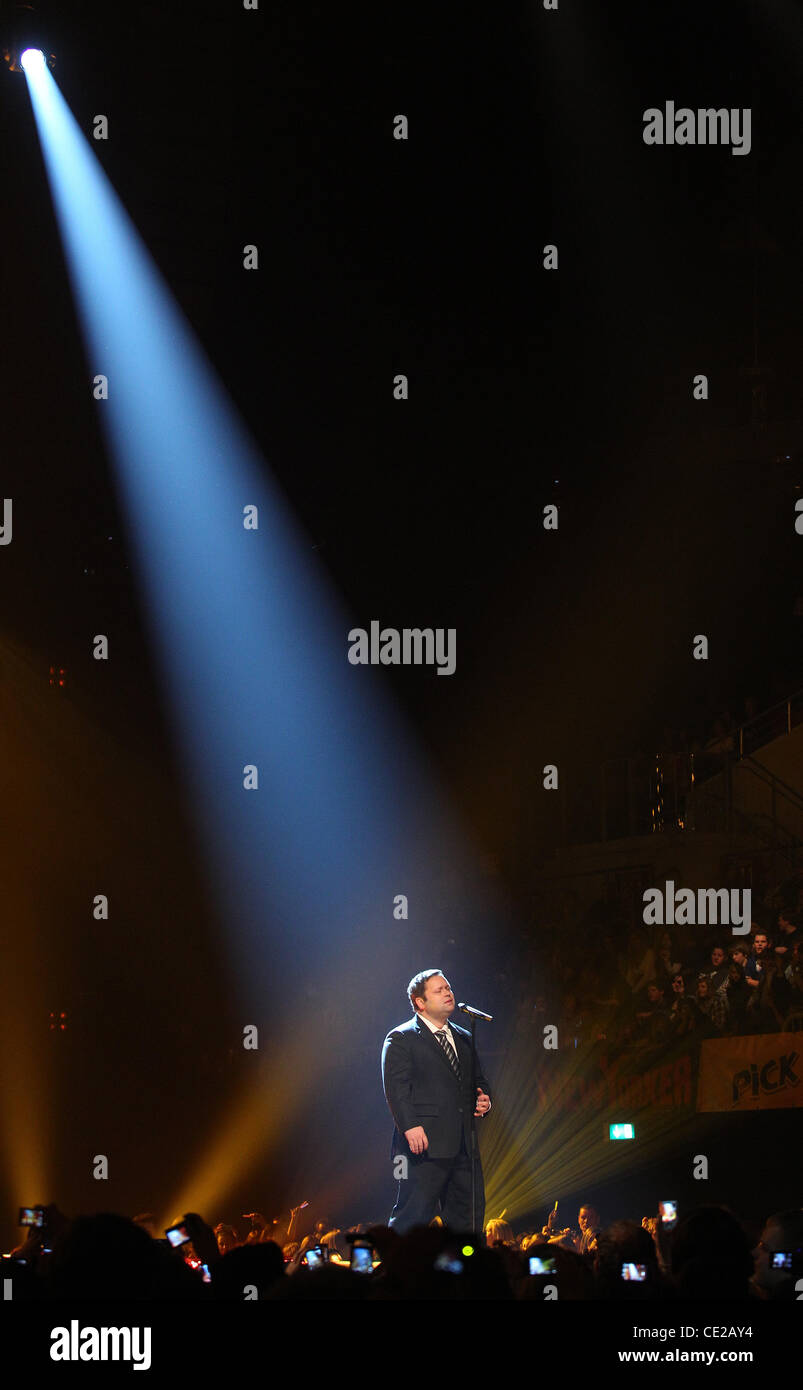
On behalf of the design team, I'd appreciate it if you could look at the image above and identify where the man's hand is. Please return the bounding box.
[404,1125,428,1154]
[475,1089,491,1117]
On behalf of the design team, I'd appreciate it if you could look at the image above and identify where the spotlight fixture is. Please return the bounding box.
[20,44,44,70]
[2,3,55,73]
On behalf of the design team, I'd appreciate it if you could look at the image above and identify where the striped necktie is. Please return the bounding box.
[434,1027,461,1079]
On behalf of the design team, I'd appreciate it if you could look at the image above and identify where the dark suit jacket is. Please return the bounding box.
[381,1014,492,1160]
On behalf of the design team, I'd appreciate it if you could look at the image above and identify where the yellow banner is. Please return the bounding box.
[697,1033,803,1112]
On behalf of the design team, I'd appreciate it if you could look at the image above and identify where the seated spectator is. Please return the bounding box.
[705,945,729,994]
[633,982,669,1044]
[775,911,800,962]
[724,961,750,1034]
[667,975,697,1037]
[694,976,727,1033]
[751,1209,803,1300]
[748,957,792,1032]
[745,931,771,990]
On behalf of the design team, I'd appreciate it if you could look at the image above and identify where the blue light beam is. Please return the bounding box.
[22,61,475,1006]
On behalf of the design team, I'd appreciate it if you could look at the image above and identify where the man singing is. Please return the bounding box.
[381,969,492,1233]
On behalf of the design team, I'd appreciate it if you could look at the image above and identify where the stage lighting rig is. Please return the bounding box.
[2,2,54,73]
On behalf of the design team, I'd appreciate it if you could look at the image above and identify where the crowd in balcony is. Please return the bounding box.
[508,901,803,1052]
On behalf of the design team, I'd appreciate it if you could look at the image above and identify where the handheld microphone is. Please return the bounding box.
[457,1002,493,1022]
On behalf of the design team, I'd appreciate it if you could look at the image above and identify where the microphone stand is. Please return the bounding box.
[458,1002,492,1239]
[468,1011,478,1238]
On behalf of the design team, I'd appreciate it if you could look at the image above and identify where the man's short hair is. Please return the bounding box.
[407,968,443,1012]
